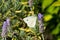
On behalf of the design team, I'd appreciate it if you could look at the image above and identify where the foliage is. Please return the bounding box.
[0,0,60,40]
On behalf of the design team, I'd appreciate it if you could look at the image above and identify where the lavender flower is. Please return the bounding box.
[38,13,44,33]
[38,13,45,40]
[38,13,43,20]
[1,21,7,37]
[1,18,10,38]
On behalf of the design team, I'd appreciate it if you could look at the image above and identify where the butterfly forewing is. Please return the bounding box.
[23,16,37,28]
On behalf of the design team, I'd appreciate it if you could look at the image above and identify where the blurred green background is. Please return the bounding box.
[0,0,60,40]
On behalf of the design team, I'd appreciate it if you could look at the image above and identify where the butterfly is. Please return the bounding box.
[23,16,37,28]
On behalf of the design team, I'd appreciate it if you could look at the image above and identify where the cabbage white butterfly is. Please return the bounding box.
[23,16,37,28]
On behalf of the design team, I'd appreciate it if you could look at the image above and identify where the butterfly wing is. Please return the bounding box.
[23,16,37,28]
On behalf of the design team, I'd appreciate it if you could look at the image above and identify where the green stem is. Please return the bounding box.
[41,34,44,40]
[2,37,6,40]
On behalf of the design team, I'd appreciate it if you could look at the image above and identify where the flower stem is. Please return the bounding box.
[41,34,44,40]
[2,37,6,40]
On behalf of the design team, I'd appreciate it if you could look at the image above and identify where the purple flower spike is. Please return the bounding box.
[38,13,43,20]
[1,18,10,37]
[38,13,44,33]
[1,21,7,37]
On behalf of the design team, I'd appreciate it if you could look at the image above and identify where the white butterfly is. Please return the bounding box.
[23,16,37,28]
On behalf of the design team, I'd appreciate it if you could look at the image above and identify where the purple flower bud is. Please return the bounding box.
[38,13,43,20]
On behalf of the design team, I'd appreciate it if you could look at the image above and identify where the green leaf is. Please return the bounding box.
[21,0,27,2]
[42,0,54,10]
[46,5,59,14]
[58,36,60,40]
[51,23,60,35]
[46,1,60,14]
[51,27,59,35]
[20,30,26,37]
[44,14,53,22]
[58,0,60,1]
[52,1,60,6]
[26,36,31,40]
